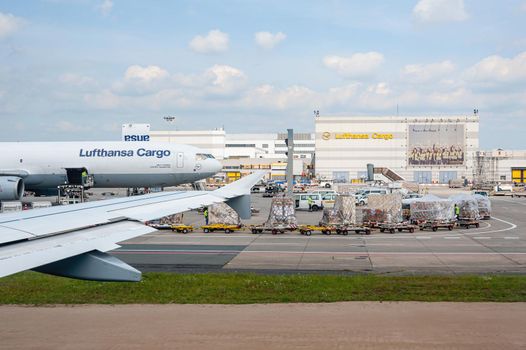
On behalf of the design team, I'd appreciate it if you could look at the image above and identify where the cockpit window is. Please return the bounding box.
[196,153,215,160]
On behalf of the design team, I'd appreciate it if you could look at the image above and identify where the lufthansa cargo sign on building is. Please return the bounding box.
[315,115,479,184]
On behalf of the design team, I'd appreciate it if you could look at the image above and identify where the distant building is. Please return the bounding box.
[314,115,479,184]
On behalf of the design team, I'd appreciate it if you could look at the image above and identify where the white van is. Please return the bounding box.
[321,193,337,209]
[355,188,388,205]
[294,193,323,211]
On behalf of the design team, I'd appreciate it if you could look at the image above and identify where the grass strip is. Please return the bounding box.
[0,272,525,304]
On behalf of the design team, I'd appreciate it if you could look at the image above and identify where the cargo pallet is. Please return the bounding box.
[201,224,242,233]
[457,218,480,229]
[418,221,456,232]
[379,223,418,234]
[170,224,194,234]
[250,225,297,235]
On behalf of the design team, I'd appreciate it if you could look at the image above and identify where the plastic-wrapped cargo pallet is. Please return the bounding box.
[409,195,455,222]
[449,194,480,220]
[265,196,298,227]
[209,203,241,225]
[473,194,491,219]
[153,213,184,225]
[320,194,356,226]
[362,193,403,224]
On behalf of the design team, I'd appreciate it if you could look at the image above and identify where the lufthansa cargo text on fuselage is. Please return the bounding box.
[79,148,171,159]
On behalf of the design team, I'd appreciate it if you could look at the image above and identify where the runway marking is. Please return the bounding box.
[473,237,491,240]
[416,236,431,239]
[504,237,520,240]
[444,237,461,240]
[114,249,526,256]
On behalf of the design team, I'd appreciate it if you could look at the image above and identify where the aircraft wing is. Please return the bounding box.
[0,171,266,282]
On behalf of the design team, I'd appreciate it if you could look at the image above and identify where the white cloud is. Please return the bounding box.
[124,65,169,82]
[323,52,384,78]
[84,89,120,109]
[367,82,391,95]
[98,0,113,16]
[402,60,455,83]
[0,12,24,38]
[204,64,247,95]
[189,29,229,54]
[464,51,526,83]
[254,31,286,49]
[413,0,468,23]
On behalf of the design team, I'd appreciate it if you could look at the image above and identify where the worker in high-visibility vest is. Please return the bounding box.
[203,207,209,225]
[81,170,88,186]
[307,196,314,212]
[454,204,460,219]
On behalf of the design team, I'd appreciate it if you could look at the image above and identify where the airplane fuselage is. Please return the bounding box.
[0,141,222,192]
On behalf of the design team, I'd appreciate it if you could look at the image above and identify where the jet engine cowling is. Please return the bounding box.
[0,176,25,200]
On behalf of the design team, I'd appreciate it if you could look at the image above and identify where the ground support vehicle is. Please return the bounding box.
[170,224,194,234]
[299,225,343,236]
[418,220,456,232]
[201,224,242,233]
[250,224,297,235]
[457,218,480,229]
[379,222,418,234]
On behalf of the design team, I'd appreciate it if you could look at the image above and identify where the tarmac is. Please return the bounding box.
[114,193,526,275]
[1,303,525,349]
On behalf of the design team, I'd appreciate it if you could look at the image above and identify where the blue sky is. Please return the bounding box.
[0,0,525,148]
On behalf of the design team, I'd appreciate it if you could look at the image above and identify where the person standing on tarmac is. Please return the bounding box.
[81,169,88,186]
[203,207,209,225]
[454,204,460,219]
[307,196,314,212]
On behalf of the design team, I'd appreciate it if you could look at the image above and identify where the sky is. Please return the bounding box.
[0,0,525,148]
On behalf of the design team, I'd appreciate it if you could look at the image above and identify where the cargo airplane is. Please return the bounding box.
[0,141,222,200]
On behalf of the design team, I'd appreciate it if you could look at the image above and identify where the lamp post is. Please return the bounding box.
[163,116,176,142]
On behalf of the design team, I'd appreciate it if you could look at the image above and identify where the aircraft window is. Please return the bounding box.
[196,153,214,160]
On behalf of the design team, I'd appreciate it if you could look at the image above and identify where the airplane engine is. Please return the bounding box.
[0,176,25,200]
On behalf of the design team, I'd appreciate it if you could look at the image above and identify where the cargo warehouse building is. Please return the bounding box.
[314,115,480,184]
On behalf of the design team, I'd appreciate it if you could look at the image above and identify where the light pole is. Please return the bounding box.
[163,116,176,142]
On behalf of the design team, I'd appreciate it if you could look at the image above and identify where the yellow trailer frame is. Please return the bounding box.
[170,224,194,234]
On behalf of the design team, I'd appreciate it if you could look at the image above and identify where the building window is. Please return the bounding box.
[225,144,256,148]
[262,144,268,148]
[500,175,506,180]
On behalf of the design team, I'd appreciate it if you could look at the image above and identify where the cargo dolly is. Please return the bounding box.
[250,224,297,235]
[418,220,455,232]
[457,218,480,229]
[379,222,418,234]
[299,225,344,236]
[170,224,194,234]
[201,224,242,233]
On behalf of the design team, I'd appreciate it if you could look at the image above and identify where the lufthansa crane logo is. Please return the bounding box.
[322,132,331,140]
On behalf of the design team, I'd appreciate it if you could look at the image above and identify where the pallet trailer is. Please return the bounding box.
[298,225,343,236]
[418,221,456,232]
[170,224,194,234]
[201,224,243,233]
[457,218,480,229]
[250,225,297,235]
[379,223,418,234]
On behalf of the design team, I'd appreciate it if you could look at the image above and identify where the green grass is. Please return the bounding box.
[0,272,525,305]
